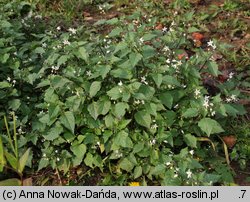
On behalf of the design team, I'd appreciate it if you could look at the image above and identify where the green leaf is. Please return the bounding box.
[135,111,151,128]
[207,61,219,76]
[188,27,200,33]
[0,137,5,172]
[5,151,18,170]
[150,164,165,176]
[107,87,122,100]
[104,114,114,128]
[114,102,129,119]
[134,166,142,179]
[18,148,30,173]
[84,153,94,168]
[110,69,132,79]
[152,73,163,88]
[89,81,101,98]
[78,47,89,63]
[0,178,21,186]
[145,103,157,116]
[114,131,133,148]
[162,75,180,86]
[184,134,197,148]
[109,27,123,37]
[38,158,49,171]
[119,158,134,172]
[8,99,21,111]
[0,81,11,89]
[182,108,199,118]
[87,102,99,120]
[60,111,75,134]
[70,144,86,159]
[129,53,142,68]
[45,125,63,140]
[159,92,173,109]
[97,99,111,115]
[198,118,224,136]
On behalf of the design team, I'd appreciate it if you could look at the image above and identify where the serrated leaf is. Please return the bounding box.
[18,148,30,173]
[198,118,224,136]
[89,81,101,97]
[60,111,75,134]
[135,111,151,128]
[38,158,49,171]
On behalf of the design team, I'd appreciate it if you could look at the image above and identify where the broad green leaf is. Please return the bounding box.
[18,148,30,173]
[159,92,173,109]
[152,73,163,88]
[78,47,89,62]
[114,102,129,119]
[184,134,197,148]
[0,81,11,89]
[84,153,94,168]
[70,144,86,159]
[57,55,70,66]
[145,103,157,116]
[45,125,63,140]
[110,69,132,79]
[182,108,199,118]
[88,102,99,120]
[38,158,49,171]
[60,111,75,134]
[198,118,224,136]
[207,61,219,76]
[134,166,142,179]
[107,87,122,100]
[97,99,111,115]
[114,131,133,148]
[109,27,123,37]
[119,158,134,172]
[104,114,114,128]
[150,164,165,176]
[8,99,21,111]
[162,75,180,86]
[135,111,151,128]
[48,104,60,119]
[0,178,21,186]
[129,53,142,68]
[89,81,101,98]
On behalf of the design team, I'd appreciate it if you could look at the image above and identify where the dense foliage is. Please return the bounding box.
[0,0,248,185]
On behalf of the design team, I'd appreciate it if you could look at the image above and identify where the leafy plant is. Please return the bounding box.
[0,113,30,185]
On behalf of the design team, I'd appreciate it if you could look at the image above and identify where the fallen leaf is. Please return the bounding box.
[222,135,237,149]
[192,32,204,41]
[155,23,163,30]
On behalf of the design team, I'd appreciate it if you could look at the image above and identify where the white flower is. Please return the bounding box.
[68,28,77,34]
[96,141,100,146]
[194,89,201,97]
[207,40,216,49]
[149,139,156,145]
[203,100,209,109]
[231,94,237,102]
[162,27,168,33]
[228,72,234,80]
[139,37,144,44]
[163,46,170,52]
[56,157,60,162]
[42,153,46,157]
[141,100,145,105]
[226,97,232,103]
[141,76,148,85]
[56,26,61,31]
[189,150,194,155]
[7,77,11,82]
[63,39,70,46]
[211,111,216,116]
[119,88,122,93]
[151,124,158,130]
[174,174,178,178]
[134,100,141,105]
[42,43,47,48]
[106,50,110,54]
[186,169,192,178]
[55,150,58,153]
[166,59,171,64]
[118,81,123,86]
[166,162,171,166]
[12,80,16,84]
[86,70,92,77]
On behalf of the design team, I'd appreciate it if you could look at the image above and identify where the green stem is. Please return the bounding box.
[4,116,16,156]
